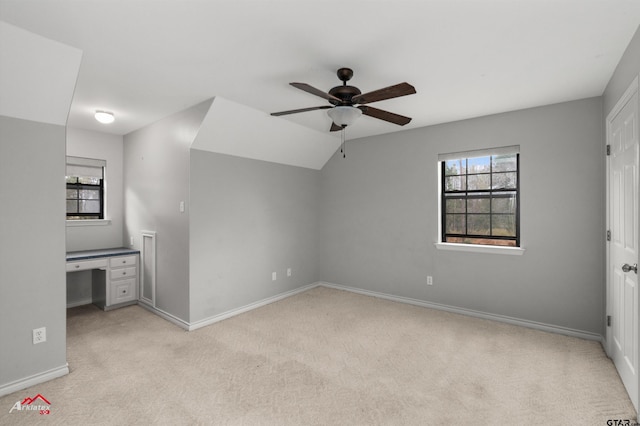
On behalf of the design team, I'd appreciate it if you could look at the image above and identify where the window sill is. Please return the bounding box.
[66,219,111,227]
[434,242,525,255]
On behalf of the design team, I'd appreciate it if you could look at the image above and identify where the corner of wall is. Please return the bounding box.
[123,99,213,324]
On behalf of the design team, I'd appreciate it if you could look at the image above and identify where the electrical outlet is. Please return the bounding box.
[287,268,292,277]
[272,272,277,281]
[427,276,433,286]
[130,236,134,246]
[33,327,46,344]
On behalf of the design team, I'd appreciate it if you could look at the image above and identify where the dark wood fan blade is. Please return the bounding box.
[351,82,416,105]
[330,122,343,132]
[358,106,412,126]
[271,105,332,116]
[290,83,342,103]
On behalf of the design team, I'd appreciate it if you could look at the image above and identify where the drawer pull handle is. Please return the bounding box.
[122,260,126,264]
[75,265,80,269]
[122,271,126,275]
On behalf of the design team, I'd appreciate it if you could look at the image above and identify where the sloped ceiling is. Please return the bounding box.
[0,21,81,126]
[1,1,639,140]
[192,97,340,170]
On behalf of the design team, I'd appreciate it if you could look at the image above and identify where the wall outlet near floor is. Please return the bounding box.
[287,268,292,277]
[427,276,433,286]
[272,272,277,281]
[33,327,46,344]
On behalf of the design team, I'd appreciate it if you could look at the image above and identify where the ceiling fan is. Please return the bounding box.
[271,68,416,132]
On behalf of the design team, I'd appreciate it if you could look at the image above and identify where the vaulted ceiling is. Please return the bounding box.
[1,1,639,140]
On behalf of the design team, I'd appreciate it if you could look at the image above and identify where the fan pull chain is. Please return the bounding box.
[341,127,346,158]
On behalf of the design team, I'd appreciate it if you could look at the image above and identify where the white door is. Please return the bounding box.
[607,79,639,411]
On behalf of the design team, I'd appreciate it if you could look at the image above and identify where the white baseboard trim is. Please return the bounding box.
[319,282,603,342]
[0,364,69,398]
[188,283,319,331]
[66,298,93,309]
[137,301,191,331]
[137,281,603,343]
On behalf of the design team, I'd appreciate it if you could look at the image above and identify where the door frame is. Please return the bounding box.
[605,74,640,414]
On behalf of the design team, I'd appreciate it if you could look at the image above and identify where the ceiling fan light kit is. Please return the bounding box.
[271,67,416,132]
[326,106,362,127]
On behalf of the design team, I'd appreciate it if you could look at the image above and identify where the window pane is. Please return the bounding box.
[492,214,516,237]
[441,151,518,246]
[78,177,101,185]
[467,156,490,173]
[79,189,100,200]
[445,198,465,213]
[444,159,465,176]
[492,154,517,172]
[446,214,465,234]
[468,214,490,235]
[445,176,466,191]
[467,197,490,213]
[66,176,78,184]
[467,174,490,190]
[446,236,516,247]
[492,195,517,214]
[492,172,517,189]
[79,200,100,213]
[66,189,78,199]
[66,200,78,213]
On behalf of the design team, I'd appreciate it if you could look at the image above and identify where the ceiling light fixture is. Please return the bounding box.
[326,106,362,127]
[94,110,115,124]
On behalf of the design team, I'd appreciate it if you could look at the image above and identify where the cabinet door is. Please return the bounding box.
[110,278,136,304]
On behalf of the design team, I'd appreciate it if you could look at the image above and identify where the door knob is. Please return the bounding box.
[622,263,638,274]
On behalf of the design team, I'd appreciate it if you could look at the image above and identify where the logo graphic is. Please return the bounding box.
[9,393,51,415]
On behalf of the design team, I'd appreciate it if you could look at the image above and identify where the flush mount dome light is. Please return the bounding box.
[94,110,115,124]
[327,106,362,127]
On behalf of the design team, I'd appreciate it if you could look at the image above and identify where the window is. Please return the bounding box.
[66,156,106,220]
[440,146,519,247]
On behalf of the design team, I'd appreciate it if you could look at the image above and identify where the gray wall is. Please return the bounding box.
[604,25,640,117]
[0,116,67,387]
[319,97,605,334]
[189,150,320,322]
[123,100,212,323]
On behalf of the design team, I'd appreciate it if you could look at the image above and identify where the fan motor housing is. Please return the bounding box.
[328,85,361,106]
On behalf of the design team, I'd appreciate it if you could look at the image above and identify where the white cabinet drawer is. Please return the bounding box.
[110,266,136,280]
[66,258,108,272]
[109,256,137,268]
[110,278,136,304]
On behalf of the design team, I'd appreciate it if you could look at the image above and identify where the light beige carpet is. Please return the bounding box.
[0,286,636,425]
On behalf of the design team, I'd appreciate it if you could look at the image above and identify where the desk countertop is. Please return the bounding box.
[66,247,140,262]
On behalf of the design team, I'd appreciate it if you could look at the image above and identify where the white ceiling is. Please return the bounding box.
[193,97,341,169]
[1,0,639,141]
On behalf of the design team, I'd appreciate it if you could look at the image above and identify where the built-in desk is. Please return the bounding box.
[66,248,140,310]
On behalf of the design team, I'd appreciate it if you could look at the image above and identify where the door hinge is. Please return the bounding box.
[607,230,611,241]
[606,144,611,156]
[607,315,612,327]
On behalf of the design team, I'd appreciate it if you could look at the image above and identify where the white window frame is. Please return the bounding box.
[435,146,525,256]
[65,156,110,226]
